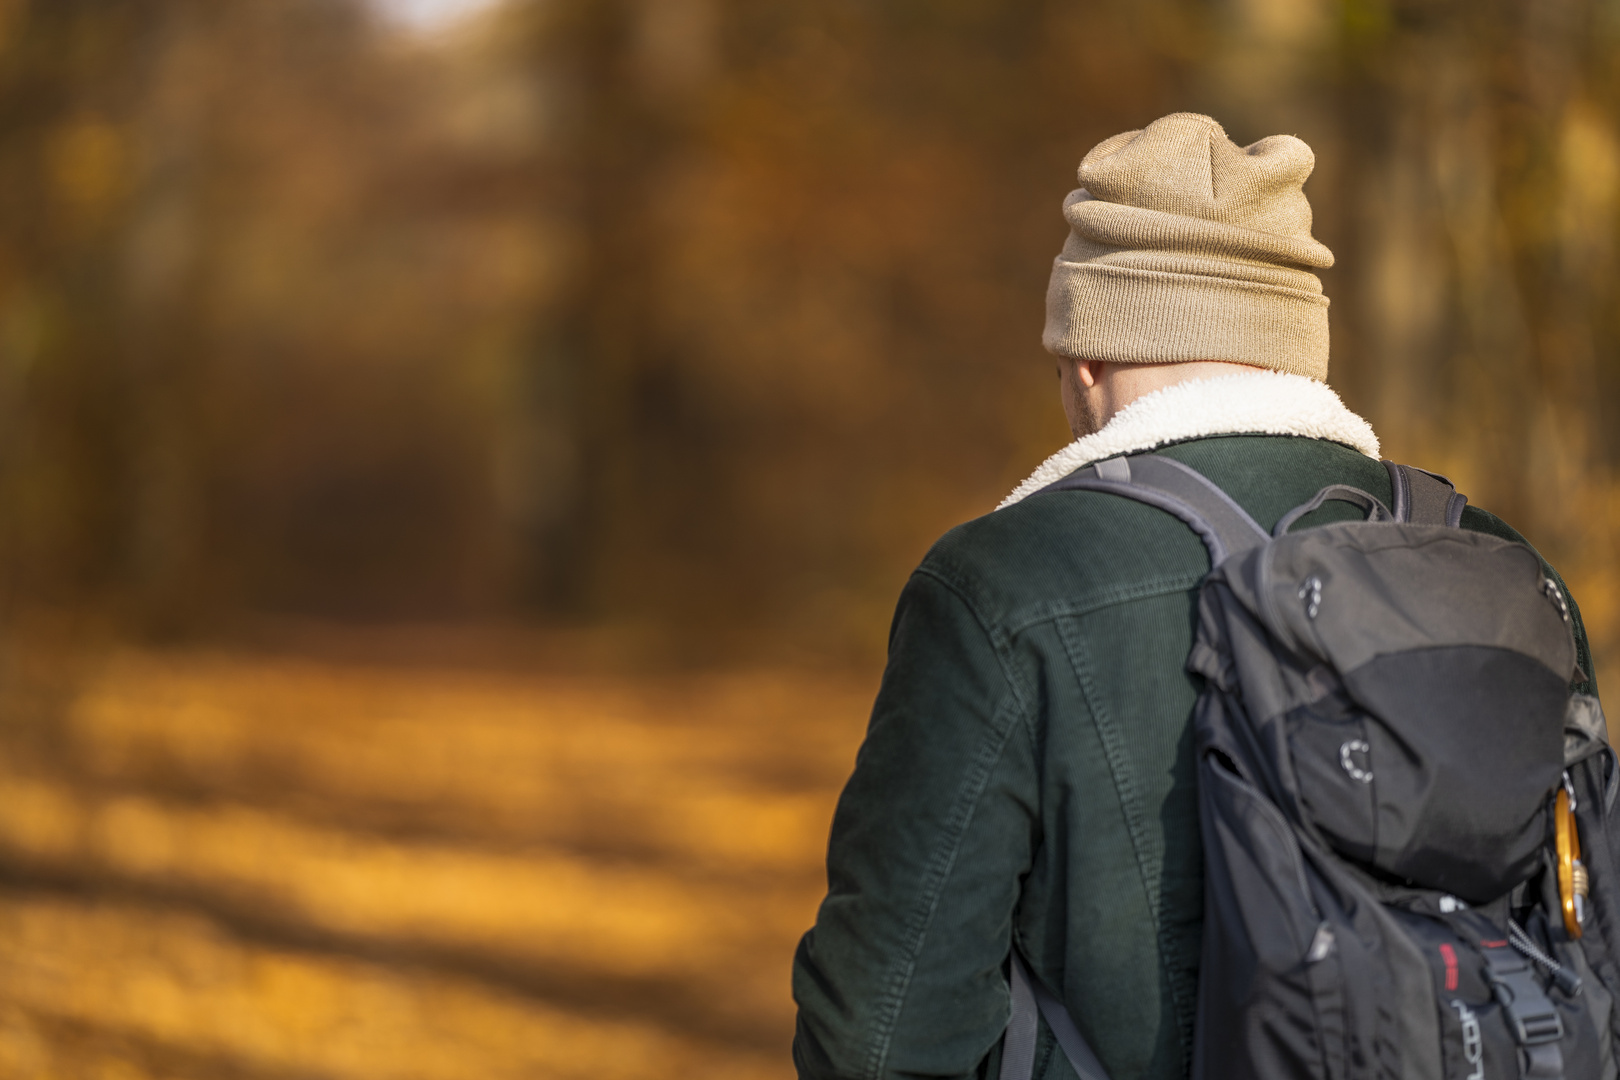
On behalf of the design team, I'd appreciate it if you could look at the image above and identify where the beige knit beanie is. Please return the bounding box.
[1043,113,1335,379]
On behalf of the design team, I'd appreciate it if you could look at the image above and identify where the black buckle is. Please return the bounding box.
[1522,1043,1564,1080]
[1482,946,1564,1046]
[1515,1010,1565,1045]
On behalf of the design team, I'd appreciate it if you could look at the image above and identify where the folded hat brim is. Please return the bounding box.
[1044,259,1330,380]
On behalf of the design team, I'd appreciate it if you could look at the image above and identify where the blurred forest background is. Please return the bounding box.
[1,0,1618,1077]
[1,0,1619,659]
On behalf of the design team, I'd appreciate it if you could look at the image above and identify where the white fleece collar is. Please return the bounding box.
[998,370,1380,509]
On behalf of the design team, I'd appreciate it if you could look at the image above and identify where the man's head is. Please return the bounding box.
[1045,113,1335,433]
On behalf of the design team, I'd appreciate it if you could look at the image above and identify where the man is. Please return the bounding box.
[790,113,1600,1080]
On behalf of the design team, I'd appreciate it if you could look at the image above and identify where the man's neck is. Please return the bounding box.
[1070,359,1258,439]
[1002,368,1381,509]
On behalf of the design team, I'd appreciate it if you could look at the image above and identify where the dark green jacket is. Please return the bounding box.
[792,434,1599,1080]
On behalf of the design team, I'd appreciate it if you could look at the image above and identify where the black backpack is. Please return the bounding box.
[1000,452,1618,1080]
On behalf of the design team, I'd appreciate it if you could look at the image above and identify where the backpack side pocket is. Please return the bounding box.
[1194,750,1347,1080]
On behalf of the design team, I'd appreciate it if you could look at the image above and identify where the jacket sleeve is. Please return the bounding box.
[792,568,1040,1080]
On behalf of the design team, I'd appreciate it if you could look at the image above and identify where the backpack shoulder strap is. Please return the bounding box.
[1035,453,1268,565]
[1000,950,1112,1080]
[1383,459,1468,526]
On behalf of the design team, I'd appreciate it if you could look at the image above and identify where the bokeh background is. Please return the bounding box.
[0,0,1617,1077]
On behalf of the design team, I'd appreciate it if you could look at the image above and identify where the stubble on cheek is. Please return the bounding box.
[1058,361,1105,440]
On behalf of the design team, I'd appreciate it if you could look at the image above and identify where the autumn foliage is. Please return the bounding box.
[0,0,1618,1075]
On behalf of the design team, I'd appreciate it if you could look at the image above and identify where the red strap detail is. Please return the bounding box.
[1439,943,1459,991]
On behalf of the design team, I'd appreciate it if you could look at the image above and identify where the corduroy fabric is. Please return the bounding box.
[1044,113,1335,379]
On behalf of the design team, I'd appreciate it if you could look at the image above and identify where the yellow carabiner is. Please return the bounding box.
[1556,786,1587,939]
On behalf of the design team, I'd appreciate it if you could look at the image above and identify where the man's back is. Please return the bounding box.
[792,112,1600,1080]
[792,431,1599,1080]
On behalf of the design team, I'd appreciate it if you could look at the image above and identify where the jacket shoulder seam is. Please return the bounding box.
[910,565,1045,750]
[916,559,1206,638]
[1002,573,1206,636]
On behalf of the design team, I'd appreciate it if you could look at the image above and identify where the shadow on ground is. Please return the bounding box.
[0,628,875,1080]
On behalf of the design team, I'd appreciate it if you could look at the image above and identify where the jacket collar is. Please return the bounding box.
[998,370,1380,509]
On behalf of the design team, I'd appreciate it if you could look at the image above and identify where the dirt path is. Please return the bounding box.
[0,643,873,1080]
